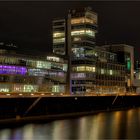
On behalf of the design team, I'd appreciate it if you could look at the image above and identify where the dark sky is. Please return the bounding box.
[0,1,140,59]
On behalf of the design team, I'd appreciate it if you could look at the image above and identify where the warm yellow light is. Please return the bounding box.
[71,29,95,37]
[53,32,64,38]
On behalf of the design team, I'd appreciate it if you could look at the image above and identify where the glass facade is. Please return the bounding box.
[0,65,27,75]
[0,53,68,94]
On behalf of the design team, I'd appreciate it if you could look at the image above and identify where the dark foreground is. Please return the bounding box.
[0,95,140,125]
[1,107,140,139]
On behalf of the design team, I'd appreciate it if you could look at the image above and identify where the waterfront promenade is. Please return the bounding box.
[0,92,138,98]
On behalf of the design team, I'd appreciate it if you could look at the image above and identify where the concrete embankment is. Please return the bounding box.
[0,95,140,126]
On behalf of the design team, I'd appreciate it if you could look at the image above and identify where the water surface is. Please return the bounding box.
[0,108,140,139]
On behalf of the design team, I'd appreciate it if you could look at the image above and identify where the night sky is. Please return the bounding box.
[0,1,140,59]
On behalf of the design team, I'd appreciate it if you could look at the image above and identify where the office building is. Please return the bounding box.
[102,44,134,89]
[0,44,68,94]
[52,7,125,94]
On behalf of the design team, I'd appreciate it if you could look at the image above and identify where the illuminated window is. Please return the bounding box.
[47,56,60,62]
[71,73,86,78]
[71,17,95,24]
[127,58,131,71]
[28,68,46,76]
[23,85,38,92]
[72,48,84,58]
[101,69,105,74]
[53,32,65,38]
[92,67,96,72]
[109,70,113,75]
[71,18,85,24]
[138,73,140,79]
[73,66,95,72]
[86,66,95,72]
[85,30,95,36]
[0,84,10,92]
[77,66,85,71]
[71,30,85,36]
[63,64,67,71]
[71,29,95,37]
[36,61,51,69]
[52,85,60,92]
[53,38,65,43]
[73,37,81,41]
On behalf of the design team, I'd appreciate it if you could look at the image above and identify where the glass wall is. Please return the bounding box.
[0,65,27,75]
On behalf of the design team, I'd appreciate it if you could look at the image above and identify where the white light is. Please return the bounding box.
[41,93,45,96]
[19,93,23,96]
[51,93,54,96]
[31,93,34,96]
[6,94,10,96]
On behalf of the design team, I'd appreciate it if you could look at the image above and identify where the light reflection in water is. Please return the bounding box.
[1,108,140,139]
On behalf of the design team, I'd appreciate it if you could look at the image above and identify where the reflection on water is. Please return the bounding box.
[1,108,140,139]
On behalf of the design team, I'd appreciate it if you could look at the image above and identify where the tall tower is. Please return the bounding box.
[52,7,97,56]
[52,7,98,94]
[68,7,98,57]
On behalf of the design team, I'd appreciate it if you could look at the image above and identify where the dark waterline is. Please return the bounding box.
[0,108,140,139]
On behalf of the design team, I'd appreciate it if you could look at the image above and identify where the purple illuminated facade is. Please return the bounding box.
[0,65,27,75]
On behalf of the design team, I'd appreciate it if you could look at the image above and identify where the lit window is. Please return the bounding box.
[71,17,95,24]
[71,73,86,78]
[73,66,95,72]
[53,38,65,43]
[71,30,85,36]
[101,69,105,74]
[85,66,95,72]
[85,30,95,36]
[71,29,95,37]
[23,85,38,92]
[71,18,85,24]
[63,64,67,71]
[53,32,65,38]
[52,85,60,93]
[77,66,85,71]
[47,56,60,62]
[92,67,96,72]
[138,73,140,79]
[36,61,51,69]
[109,70,113,75]
[73,37,81,41]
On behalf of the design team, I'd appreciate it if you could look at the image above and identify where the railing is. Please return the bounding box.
[0,92,139,98]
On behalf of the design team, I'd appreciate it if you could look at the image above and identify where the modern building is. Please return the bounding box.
[52,7,126,94]
[0,44,68,94]
[102,44,134,90]
[53,7,97,56]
